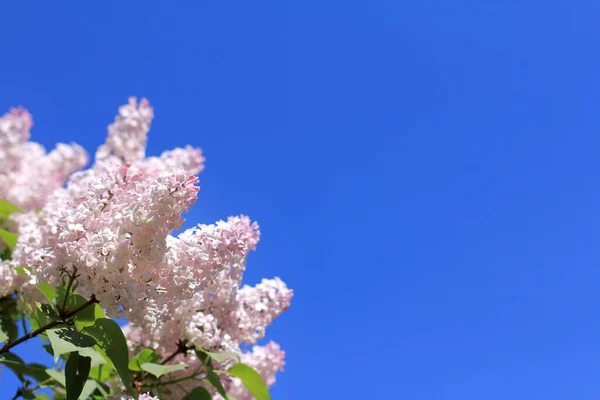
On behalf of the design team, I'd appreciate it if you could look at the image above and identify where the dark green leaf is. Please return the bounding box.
[65,352,91,400]
[74,304,105,331]
[2,359,50,383]
[0,313,19,341]
[227,363,271,400]
[82,318,134,395]
[43,343,55,356]
[128,348,161,371]
[31,303,59,331]
[47,327,97,357]
[194,348,211,367]
[183,386,213,400]
[78,347,106,367]
[65,295,96,322]
[21,389,35,400]
[206,368,228,399]
[140,362,188,378]
[22,362,51,382]
[1,352,27,381]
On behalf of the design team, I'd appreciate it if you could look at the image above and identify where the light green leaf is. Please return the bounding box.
[78,347,106,367]
[0,228,17,249]
[196,348,240,364]
[38,283,57,303]
[89,364,114,382]
[0,199,22,216]
[47,327,97,357]
[128,348,161,371]
[78,380,99,400]
[183,386,213,400]
[14,266,31,277]
[140,362,188,378]
[45,368,66,386]
[65,352,91,400]
[227,363,271,400]
[0,326,8,342]
[207,369,228,399]
[83,318,134,395]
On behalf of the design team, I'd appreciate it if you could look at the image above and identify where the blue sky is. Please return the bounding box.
[2,1,600,399]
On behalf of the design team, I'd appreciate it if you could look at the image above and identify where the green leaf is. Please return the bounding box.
[38,283,57,303]
[14,266,31,277]
[78,347,106,367]
[196,348,240,364]
[0,313,18,341]
[21,362,51,382]
[2,359,50,383]
[183,386,213,400]
[79,380,99,400]
[227,363,271,400]
[194,348,211,366]
[65,295,96,321]
[0,199,22,216]
[65,352,91,400]
[43,343,55,356]
[1,352,27,381]
[31,302,59,331]
[128,348,161,371]
[0,326,8,342]
[89,364,114,382]
[206,368,228,400]
[74,304,105,330]
[140,362,188,378]
[45,368,66,386]
[82,318,134,395]
[47,327,97,357]
[0,228,18,249]
[35,395,52,400]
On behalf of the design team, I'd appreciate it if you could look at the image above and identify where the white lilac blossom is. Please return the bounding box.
[0,98,292,398]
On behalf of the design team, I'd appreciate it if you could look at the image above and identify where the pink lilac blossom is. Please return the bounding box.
[107,393,159,400]
[0,107,88,211]
[2,98,291,396]
[219,341,286,400]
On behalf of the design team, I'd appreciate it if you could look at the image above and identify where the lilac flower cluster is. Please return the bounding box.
[0,98,292,398]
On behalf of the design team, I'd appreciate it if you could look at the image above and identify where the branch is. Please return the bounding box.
[0,294,99,355]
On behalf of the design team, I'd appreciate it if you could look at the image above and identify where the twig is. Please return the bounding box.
[0,294,99,355]
[161,339,189,365]
[60,267,78,318]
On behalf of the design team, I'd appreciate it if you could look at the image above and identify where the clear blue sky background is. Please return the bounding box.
[2,1,600,399]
